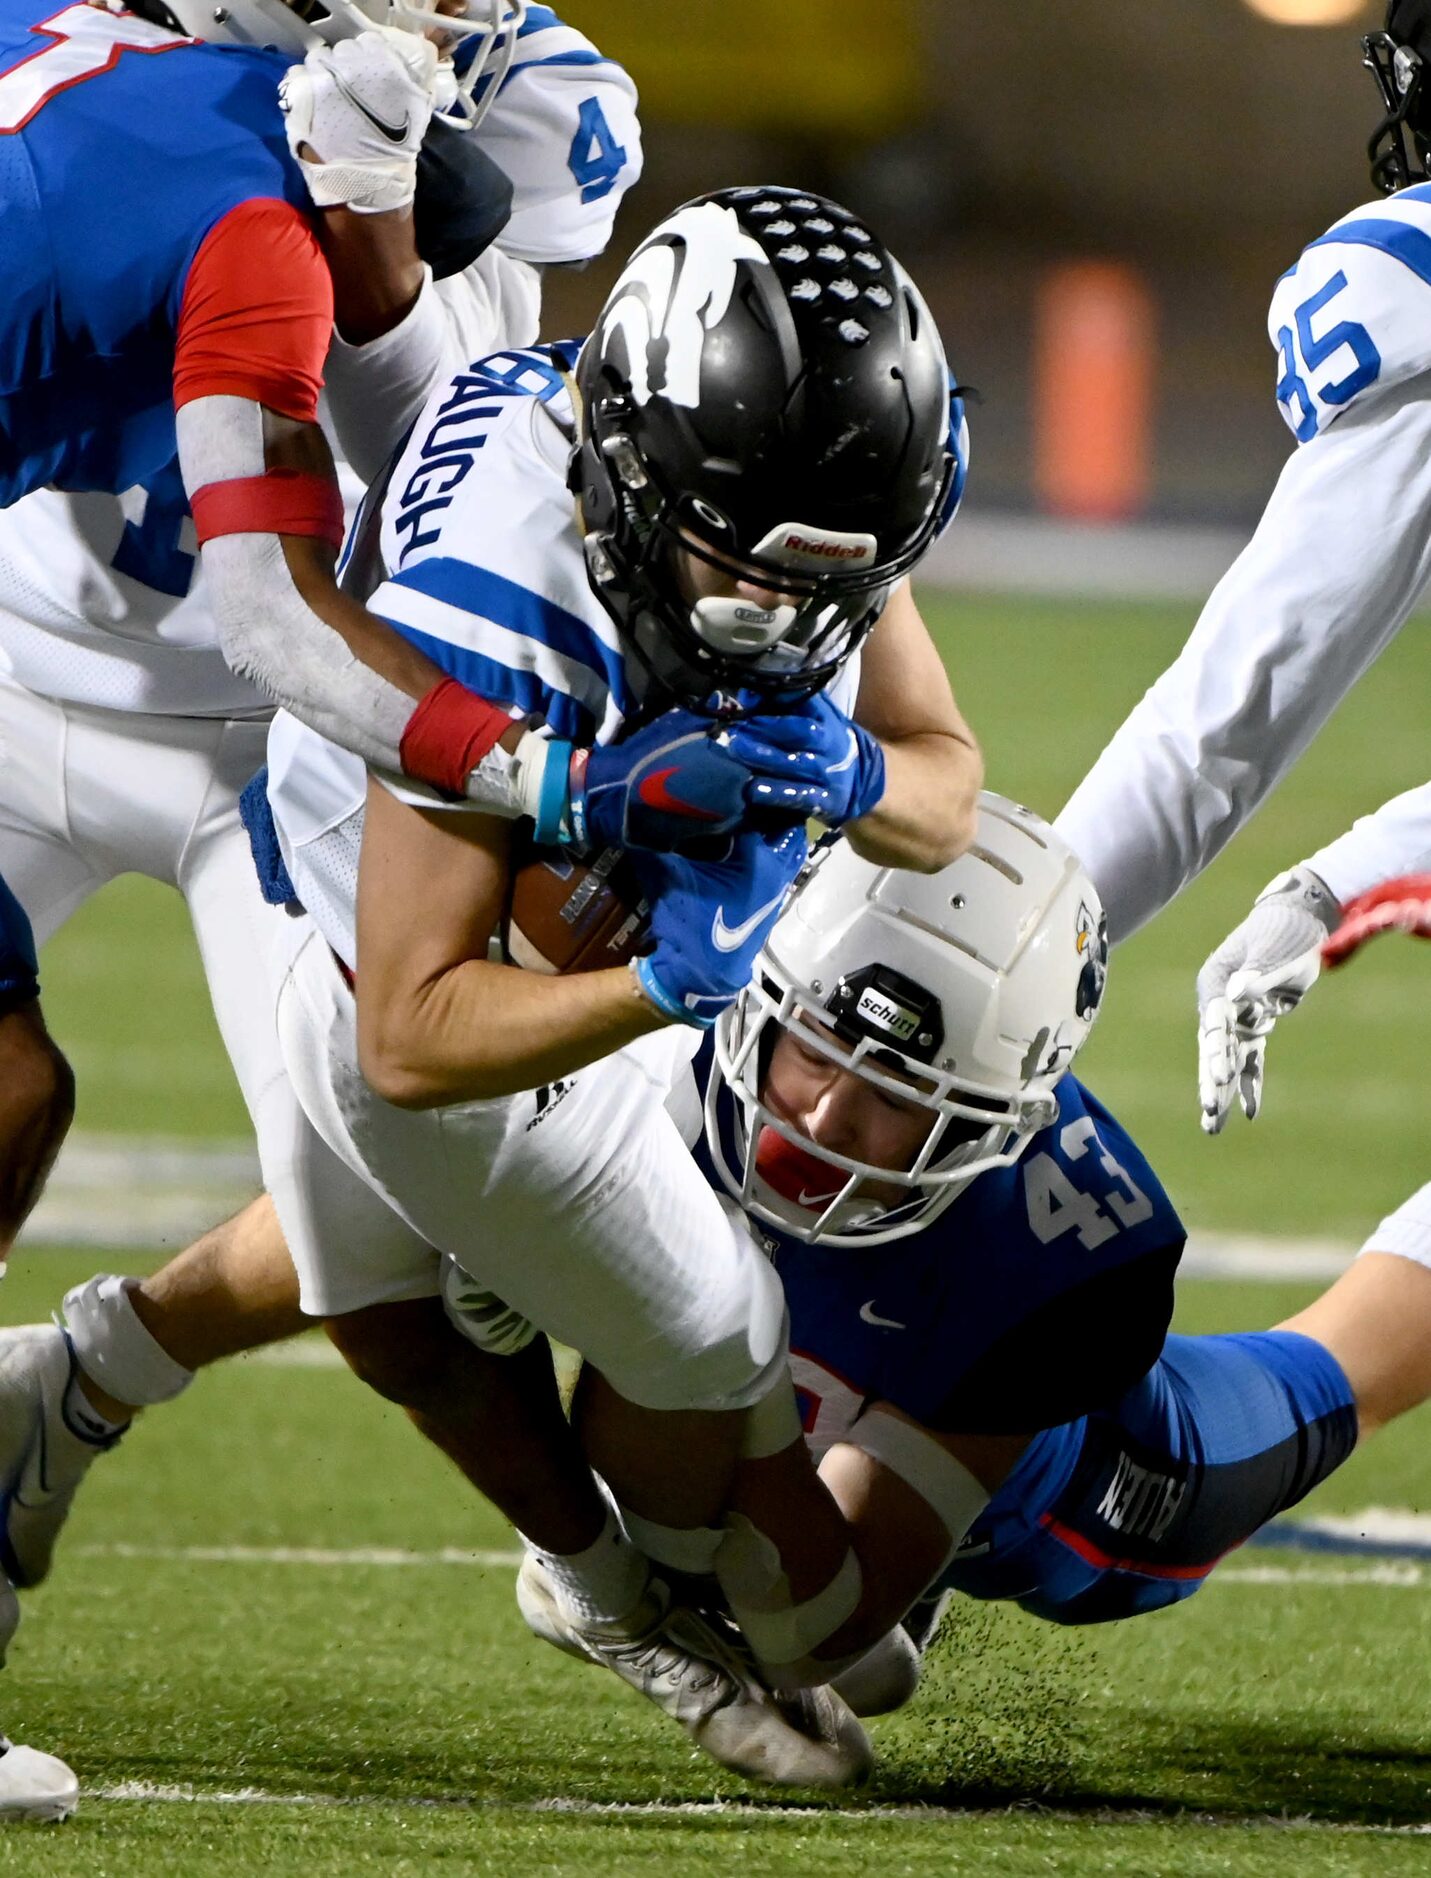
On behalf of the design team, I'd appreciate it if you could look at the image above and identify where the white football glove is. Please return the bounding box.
[1194,866,1341,1136]
[280,28,439,215]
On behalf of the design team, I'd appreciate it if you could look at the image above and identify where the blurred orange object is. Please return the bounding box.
[1034,261,1156,522]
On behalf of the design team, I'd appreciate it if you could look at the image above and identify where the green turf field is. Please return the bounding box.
[2,1256,1430,1874]
[8,591,1431,1870]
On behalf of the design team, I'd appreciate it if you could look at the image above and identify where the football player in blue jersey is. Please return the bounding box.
[571,801,1413,1721]
[0,875,78,1820]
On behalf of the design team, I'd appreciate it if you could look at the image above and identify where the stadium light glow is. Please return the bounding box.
[1242,0,1369,22]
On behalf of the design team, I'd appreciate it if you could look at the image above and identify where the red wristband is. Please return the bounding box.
[190,469,345,551]
[399,678,513,796]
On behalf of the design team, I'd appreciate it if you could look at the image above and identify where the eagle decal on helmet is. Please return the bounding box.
[1075,901,1109,1021]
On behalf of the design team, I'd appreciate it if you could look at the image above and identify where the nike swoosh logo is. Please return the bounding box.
[859,1300,907,1330]
[828,730,858,776]
[637,766,723,821]
[712,886,788,953]
[331,70,411,144]
[797,1187,840,1207]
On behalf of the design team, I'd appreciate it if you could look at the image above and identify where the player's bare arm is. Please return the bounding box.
[354,779,668,1109]
[315,201,427,346]
[847,580,982,872]
[815,1417,1026,1654]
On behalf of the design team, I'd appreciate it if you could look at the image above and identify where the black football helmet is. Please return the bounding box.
[1365,0,1431,193]
[572,186,968,708]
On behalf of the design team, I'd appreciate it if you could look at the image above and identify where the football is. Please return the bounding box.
[503,838,651,975]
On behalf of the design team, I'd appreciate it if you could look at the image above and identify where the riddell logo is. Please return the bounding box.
[753,522,878,570]
[784,534,866,560]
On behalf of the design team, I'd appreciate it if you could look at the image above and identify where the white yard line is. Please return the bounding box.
[73,1542,521,1568]
[81,1781,1431,1834]
[240,1341,344,1368]
[1216,1562,1431,1588]
[15,1133,1363,1280]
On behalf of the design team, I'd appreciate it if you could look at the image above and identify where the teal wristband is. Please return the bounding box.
[532,738,574,847]
[632,956,714,1029]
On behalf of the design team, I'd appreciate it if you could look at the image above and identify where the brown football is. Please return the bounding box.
[503,838,651,975]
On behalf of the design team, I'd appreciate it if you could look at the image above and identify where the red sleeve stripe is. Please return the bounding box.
[190,470,346,550]
[174,198,333,422]
[399,677,515,796]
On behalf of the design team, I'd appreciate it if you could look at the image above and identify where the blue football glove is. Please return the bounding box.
[771,692,886,827]
[629,823,809,1028]
[568,707,835,854]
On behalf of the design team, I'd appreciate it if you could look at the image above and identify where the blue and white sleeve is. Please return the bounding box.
[1056,369,1431,941]
[1268,189,1431,443]
[473,8,642,265]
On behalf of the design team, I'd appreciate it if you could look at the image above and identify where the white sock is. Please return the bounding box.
[525,1505,649,1627]
[62,1275,194,1409]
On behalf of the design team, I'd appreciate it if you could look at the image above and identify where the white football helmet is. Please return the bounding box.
[158,0,526,128]
[708,794,1110,1247]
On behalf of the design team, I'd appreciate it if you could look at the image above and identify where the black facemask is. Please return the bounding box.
[1365,1,1431,192]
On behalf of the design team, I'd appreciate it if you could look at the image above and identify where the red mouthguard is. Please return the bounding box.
[754,1127,846,1210]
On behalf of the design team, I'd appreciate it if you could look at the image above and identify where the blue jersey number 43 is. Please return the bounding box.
[568,95,627,204]
[1276,269,1381,443]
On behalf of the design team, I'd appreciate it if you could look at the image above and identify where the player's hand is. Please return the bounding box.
[1194,866,1340,1135]
[569,707,835,854]
[1322,873,1431,968]
[765,691,886,828]
[280,28,438,215]
[628,824,808,1028]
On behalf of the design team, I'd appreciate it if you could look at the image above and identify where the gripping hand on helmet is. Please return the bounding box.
[281,29,438,214]
[628,824,808,1028]
[1195,866,1341,1136]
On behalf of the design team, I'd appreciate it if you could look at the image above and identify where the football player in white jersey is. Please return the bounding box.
[1050,3,1431,1308]
[0,189,982,1787]
[1055,0,1431,962]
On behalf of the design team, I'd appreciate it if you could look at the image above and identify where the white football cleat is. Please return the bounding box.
[0,1738,78,1823]
[830,1624,923,1718]
[0,1325,121,1589]
[517,1553,872,1788]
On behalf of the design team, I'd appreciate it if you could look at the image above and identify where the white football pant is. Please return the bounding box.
[275,921,789,1412]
